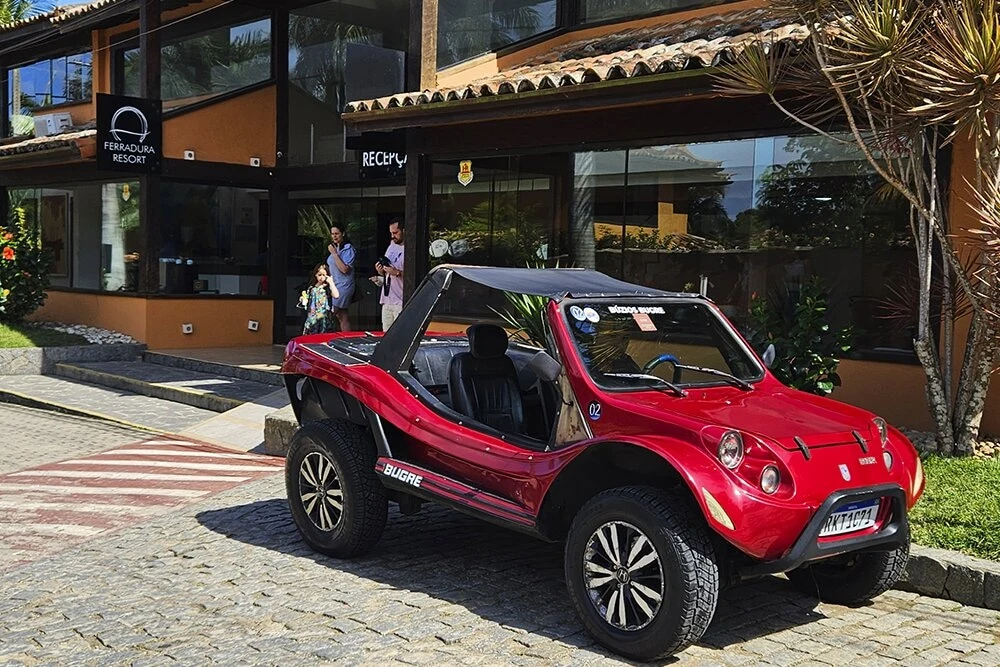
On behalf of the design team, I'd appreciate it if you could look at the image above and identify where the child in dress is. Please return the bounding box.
[301,263,341,335]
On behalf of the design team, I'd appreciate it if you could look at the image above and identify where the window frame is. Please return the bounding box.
[3,37,94,138]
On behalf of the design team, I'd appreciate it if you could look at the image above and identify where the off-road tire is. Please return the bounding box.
[786,537,910,605]
[285,419,388,558]
[564,486,719,661]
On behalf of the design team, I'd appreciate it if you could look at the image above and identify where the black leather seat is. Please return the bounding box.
[448,324,526,434]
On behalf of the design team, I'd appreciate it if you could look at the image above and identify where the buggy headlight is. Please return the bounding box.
[760,465,780,494]
[873,417,888,446]
[717,431,744,469]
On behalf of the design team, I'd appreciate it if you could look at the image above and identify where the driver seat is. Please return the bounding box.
[448,324,526,434]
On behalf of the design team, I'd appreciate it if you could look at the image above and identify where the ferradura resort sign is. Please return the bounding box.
[97,94,162,173]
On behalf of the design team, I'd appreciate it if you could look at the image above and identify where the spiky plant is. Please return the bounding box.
[715,0,1000,455]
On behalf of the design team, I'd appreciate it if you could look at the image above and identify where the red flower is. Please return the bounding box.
[2,246,14,261]
[1,232,11,241]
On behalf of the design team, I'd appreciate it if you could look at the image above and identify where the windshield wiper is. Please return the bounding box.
[603,373,688,397]
[673,364,754,391]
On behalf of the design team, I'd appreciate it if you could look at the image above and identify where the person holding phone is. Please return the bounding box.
[326,223,356,331]
[371,218,404,331]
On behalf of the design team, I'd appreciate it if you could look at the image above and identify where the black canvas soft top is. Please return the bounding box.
[446,265,688,299]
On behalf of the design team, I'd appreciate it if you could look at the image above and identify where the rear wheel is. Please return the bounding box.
[786,537,910,604]
[285,420,388,558]
[564,486,719,661]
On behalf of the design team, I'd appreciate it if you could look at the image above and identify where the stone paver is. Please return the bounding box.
[0,471,997,666]
[0,374,216,432]
[0,403,151,474]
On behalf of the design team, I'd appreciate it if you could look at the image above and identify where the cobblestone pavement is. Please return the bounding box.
[0,404,151,475]
[1,472,997,666]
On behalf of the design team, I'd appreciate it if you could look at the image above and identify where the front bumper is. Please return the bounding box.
[740,483,908,577]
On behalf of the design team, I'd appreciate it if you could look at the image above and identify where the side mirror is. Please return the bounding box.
[761,343,776,369]
[529,350,562,383]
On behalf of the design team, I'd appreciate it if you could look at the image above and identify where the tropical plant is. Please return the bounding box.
[0,205,50,323]
[746,277,853,396]
[714,0,1000,454]
[494,290,549,348]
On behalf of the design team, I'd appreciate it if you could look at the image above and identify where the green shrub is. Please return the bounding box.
[745,277,852,396]
[0,206,50,323]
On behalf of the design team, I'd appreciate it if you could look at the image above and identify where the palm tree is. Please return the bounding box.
[2,0,39,135]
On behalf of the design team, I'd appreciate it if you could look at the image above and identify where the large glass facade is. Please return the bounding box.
[159,184,268,295]
[288,1,408,166]
[572,134,913,354]
[8,182,141,291]
[121,17,271,103]
[437,0,557,68]
[5,51,93,136]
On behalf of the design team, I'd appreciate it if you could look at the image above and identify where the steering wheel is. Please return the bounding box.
[643,353,681,383]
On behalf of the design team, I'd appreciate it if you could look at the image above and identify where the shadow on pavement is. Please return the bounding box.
[198,498,830,662]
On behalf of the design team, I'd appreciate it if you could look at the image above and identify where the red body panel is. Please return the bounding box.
[282,297,924,565]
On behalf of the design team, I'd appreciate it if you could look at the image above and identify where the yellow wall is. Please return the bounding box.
[30,291,273,349]
[162,86,276,166]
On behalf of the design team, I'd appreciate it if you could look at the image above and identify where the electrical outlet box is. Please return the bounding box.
[181,323,194,334]
[248,320,259,331]
[183,150,195,160]
[249,157,261,167]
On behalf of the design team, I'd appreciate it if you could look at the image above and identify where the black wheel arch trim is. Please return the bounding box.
[740,483,908,578]
[288,375,368,428]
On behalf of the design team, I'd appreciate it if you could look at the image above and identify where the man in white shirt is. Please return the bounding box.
[371,218,405,331]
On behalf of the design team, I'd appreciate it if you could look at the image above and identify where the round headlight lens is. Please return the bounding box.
[873,417,888,446]
[760,465,780,494]
[883,450,893,471]
[717,431,744,469]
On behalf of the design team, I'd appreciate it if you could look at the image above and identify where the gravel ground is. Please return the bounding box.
[29,321,138,344]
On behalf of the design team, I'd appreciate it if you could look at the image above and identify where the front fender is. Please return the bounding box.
[609,435,814,560]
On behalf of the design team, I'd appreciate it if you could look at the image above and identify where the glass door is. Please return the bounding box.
[287,187,403,339]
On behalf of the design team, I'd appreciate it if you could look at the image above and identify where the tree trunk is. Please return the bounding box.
[913,336,954,454]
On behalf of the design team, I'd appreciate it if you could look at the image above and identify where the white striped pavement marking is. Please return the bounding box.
[0,500,162,514]
[55,459,278,472]
[0,483,207,498]
[9,471,251,482]
[101,449,275,461]
[0,523,104,537]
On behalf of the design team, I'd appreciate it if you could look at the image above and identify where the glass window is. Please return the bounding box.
[6,51,93,136]
[159,183,268,295]
[122,18,271,103]
[438,0,557,68]
[572,134,914,355]
[578,0,728,24]
[565,300,762,389]
[288,1,407,166]
[8,182,141,291]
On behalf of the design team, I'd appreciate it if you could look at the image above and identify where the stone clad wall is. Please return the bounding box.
[0,344,145,376]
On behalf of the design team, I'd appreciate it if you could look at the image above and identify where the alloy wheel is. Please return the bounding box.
[298,451,344,532]
[583,520,665,631]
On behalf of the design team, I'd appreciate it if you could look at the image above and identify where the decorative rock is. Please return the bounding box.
[29,322,138,345]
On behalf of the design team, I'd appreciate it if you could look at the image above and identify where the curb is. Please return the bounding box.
[897,544,1000,611]
[143,351,283,387]
[0,387,163,434]
[51,363,243,413]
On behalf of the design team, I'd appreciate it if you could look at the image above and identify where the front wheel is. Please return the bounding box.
[785,538,910,604]
[285,420,388,558]
[564,486,719,661]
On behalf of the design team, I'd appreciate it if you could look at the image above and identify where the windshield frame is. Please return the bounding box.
[559,296,766,393]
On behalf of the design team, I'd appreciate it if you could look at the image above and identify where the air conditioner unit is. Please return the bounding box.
[33,112,73,138]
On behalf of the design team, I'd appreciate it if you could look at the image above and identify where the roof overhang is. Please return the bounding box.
[0,130,97,169]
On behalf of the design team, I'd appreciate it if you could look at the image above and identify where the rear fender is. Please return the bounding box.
[286,374,367,427]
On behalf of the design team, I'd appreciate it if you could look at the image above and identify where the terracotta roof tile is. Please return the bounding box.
[0,129,96,157]
[344,6,808,114]
[0,0,126,31]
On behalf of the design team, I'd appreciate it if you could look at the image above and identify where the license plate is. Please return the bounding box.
[819,499,880,537]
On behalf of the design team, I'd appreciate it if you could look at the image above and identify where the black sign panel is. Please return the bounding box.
[97,93,162,173]
[352,130,407,181]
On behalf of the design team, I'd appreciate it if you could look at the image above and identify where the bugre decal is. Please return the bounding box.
[383,462,423,488]
[608,305,665,315]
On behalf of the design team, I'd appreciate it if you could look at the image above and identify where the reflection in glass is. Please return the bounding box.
[6,51,93,136]
[122,18,271,103]
[572,134,912,353]
[438,0,556,68]
[578,0,724,23]
[288,1,407,166]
